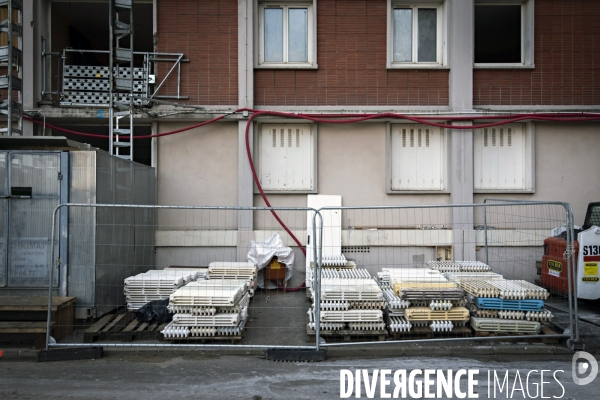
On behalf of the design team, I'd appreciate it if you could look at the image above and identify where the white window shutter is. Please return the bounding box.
[259,124,314,191]
[474,124,529,190]
[391,124,444,190]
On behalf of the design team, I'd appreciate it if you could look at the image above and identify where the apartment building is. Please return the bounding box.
[8,0,600,274]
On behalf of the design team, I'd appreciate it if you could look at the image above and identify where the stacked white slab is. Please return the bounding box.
[309,270,386,332]
[124,268,207,311]
[162,280,250,339]
[207,262,257,297]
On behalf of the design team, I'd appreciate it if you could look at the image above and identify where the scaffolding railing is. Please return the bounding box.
[38,49,188,108]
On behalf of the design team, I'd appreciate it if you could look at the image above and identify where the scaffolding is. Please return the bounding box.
[109,0,134,160]
[0,0,22,136]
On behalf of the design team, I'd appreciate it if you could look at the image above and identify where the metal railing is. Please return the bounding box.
[40,47,189,107]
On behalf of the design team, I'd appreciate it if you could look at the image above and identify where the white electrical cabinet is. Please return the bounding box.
[306,195,342,288]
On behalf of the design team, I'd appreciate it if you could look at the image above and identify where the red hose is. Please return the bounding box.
[25,111,600,139]
[24,110,600,292]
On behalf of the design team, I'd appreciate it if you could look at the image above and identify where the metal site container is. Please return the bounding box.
[0,137,156,318]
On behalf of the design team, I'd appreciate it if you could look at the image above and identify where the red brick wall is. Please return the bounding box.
[157,0,238,105]
[474,0,600,106]
[254,0,449,107]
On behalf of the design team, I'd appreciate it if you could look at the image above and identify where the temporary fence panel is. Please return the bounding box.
[46,204,319,351]
[313,202,578,349]
[41,201,580,351]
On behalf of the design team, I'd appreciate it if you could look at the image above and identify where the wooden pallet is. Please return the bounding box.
[0,296,76,342]
[389,326,472,340]
[0,321,55,349]
[472,325,560,344]
[307,327,388,343]
[84,313,168,343]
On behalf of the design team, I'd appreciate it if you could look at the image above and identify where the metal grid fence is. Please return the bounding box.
[312,201,578,350]
[39,201,579,352]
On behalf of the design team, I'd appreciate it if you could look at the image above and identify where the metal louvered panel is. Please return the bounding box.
[474,123,529,190]
[391,124,445,190]
[259,123,314,191]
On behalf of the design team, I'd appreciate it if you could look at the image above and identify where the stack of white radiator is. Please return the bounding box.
[459,279,549,300]
[380,267,469,333]
[428,260,491,273]
[207,262,257,297]
[443,271,504,284]
[457,276,553,334]
[124,268,207,311]
[162,279,251,339]
[308,270,386,332]
[306,261,358,290]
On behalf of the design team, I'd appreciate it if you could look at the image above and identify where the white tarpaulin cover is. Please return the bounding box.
[247,233,294,289]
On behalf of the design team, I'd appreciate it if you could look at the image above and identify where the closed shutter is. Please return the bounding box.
[259,124,314,191]
[391,124,445,190]
[474,124,529,190]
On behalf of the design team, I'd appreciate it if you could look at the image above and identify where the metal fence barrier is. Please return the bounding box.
[41,201,581,352]
[312,201,579,350]
[44,204,321,351]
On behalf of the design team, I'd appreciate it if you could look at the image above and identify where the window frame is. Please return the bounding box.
[473,122,535,193]
[386,122,450,194]
[387,0,447,69]
[254,122,318,194]
[474,0,535,69]
[255,1,318,69]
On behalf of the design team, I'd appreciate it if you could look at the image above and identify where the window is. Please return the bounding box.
[474,0,534,68]
[257,2,316,68]
[388,124,447,191]
[474,123,534,192]
[387,1,445,68]
[257,124,316,192]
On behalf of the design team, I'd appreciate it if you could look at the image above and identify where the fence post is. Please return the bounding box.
[313,210,322,352]
[564,203,583,350]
